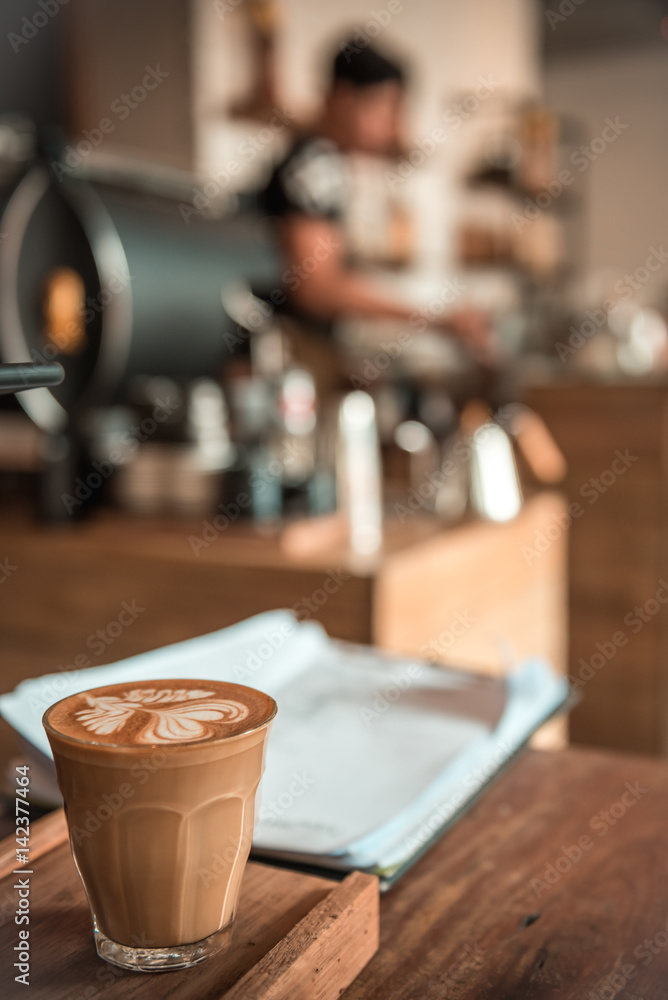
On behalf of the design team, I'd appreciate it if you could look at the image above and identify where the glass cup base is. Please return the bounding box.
[94,919,233,972]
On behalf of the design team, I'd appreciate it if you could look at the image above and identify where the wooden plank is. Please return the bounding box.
[0,809,67,881]
[224,872,378,1000]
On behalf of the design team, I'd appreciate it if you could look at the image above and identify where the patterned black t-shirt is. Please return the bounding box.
[260,135,347,222]
[257,135,348,338]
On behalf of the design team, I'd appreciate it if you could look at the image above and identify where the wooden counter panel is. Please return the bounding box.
[526,381,668,754]
[375,494,567,678]
[0,496,566,763]
[0,534,372,768]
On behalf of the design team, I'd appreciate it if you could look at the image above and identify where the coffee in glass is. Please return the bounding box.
[43,678,276,971]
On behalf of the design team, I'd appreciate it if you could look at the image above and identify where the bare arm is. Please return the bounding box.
[280,215,491,359]
[281,216,413,320]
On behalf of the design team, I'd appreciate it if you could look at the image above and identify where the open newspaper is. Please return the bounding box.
[0,611,568,888]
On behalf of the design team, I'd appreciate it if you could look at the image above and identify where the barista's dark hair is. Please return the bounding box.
[332,38,406,89]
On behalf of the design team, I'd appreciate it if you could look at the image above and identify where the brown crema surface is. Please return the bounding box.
[44,678,276,748]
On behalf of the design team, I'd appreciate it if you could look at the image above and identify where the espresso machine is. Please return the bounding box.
[0,159,281,520]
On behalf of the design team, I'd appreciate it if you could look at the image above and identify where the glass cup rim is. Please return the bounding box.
[42,678,277,751]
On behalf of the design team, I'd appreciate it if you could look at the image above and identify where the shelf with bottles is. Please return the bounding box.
[455,101,588,283]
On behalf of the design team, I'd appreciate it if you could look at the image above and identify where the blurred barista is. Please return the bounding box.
[259,39,490,371]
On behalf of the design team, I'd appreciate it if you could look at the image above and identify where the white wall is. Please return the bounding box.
[275,0,541,130]
[545,45,668,305]
[194,0,541,127]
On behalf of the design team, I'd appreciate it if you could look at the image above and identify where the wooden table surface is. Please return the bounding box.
[2,746,667,997]
[347,746,668,999]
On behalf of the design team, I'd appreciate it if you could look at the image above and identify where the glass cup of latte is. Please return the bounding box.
[43,678,276,972]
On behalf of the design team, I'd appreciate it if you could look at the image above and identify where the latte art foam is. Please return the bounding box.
[45,678,276,748]
[75,689,250,744]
